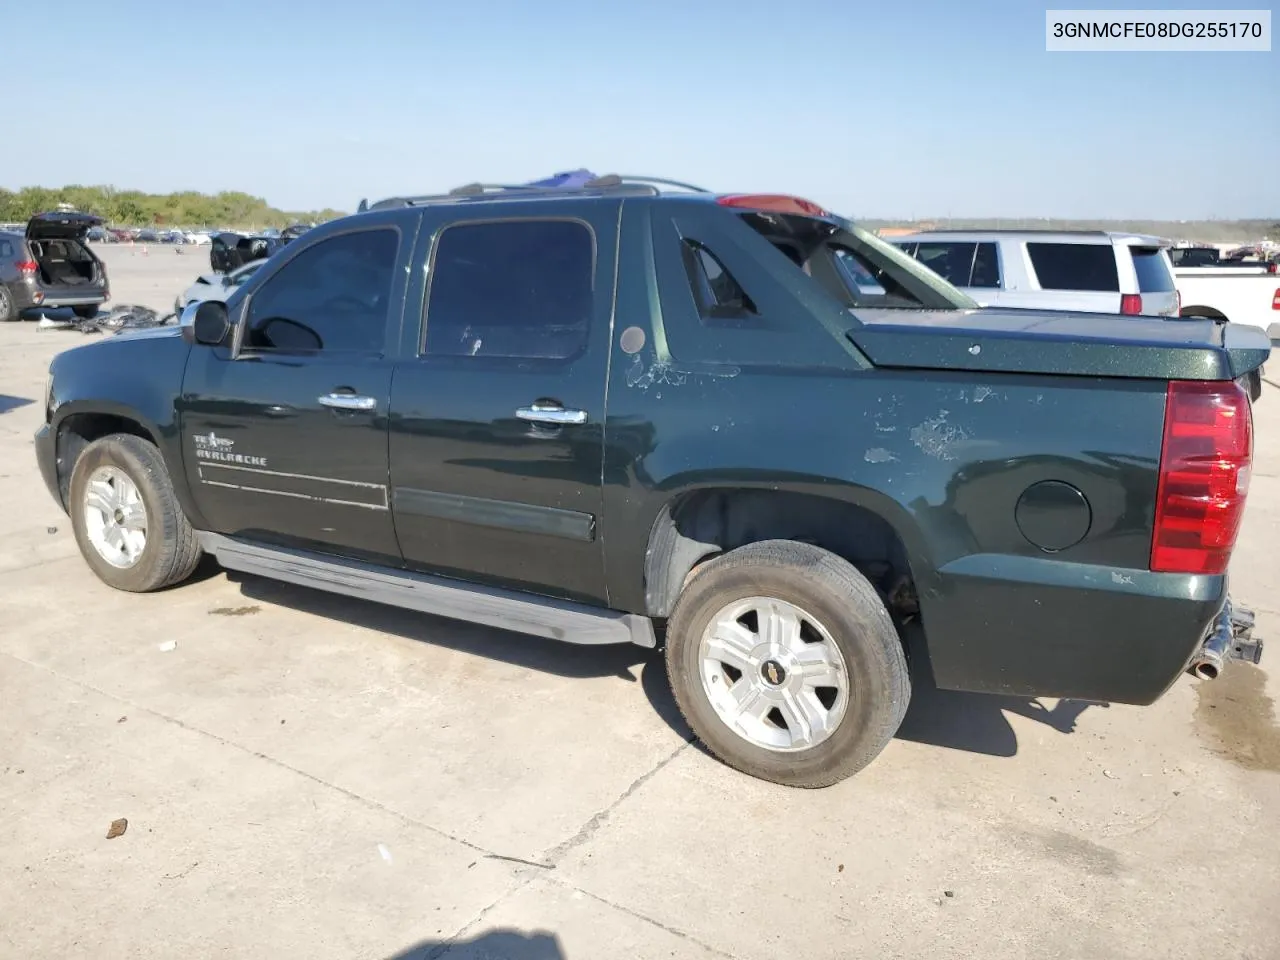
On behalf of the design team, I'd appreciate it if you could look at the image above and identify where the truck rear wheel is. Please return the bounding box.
[665,540,910,788]
[68,433,202,593]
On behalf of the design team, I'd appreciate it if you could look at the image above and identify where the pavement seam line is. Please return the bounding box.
[419,874,541,960]
[541,736,693,866]
[547,877,746,960]
[0,649,507,861]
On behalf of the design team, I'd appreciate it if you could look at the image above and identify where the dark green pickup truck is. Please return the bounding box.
[34,177,1270,787]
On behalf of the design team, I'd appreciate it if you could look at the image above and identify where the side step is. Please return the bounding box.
[198,533,656,648]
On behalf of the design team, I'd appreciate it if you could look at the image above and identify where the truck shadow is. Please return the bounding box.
[0,395,33,415]
[895,630,1108,757]
[387,928,564,959]
[225,572,1104,760]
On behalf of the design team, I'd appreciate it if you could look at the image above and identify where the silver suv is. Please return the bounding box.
[892,230,1179,317]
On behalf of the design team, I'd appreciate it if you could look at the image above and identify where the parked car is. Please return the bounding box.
[184,231,212,246]
[33,178,1269,787]
[1168,246,1274,270]
[0,211,110,321]
[209,232,279,274]
[136,229,160,243]
[893,230,1180,317]
[85,226,112,243]
[174,259,266,315]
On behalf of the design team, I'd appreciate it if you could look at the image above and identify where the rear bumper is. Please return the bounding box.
[13,284,108,310]
[922,554,1225,705]
[34,423,64,511]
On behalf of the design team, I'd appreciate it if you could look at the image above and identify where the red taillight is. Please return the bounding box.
[1272,288,1280,310]
[717,194,829,217]
[1151,380,1252,575]
[15,260,37,276]
[1266,262,1277,275]
[1120,293,1143,315]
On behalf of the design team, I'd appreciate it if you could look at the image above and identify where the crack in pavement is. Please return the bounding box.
[540,737,693,866]
[1,649,497,859]
[3,650,713,957]
[545,878,745,960]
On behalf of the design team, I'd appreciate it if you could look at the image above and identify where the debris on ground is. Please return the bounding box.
[38,305,178,336]
[106,819,128,839]
[157,640,177,653]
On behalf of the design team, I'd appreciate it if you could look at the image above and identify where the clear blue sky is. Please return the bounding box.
[4,0,1276,218]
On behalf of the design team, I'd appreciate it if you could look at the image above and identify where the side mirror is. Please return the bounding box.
[181,300,230,346]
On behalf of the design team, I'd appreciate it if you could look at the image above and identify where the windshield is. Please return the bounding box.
[738,212,979,311]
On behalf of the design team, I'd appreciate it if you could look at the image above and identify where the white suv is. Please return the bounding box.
[893,230,1180,317]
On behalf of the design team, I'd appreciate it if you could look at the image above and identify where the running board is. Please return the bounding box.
[198,533,656,648]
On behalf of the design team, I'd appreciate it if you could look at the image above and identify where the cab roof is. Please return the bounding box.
[356,174,837,222]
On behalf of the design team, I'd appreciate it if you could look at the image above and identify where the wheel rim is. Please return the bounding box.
[0,288,11,317]
[82,466,148,568]
[698,596,849,752]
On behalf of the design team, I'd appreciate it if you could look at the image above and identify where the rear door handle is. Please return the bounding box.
[516,402,587,425]
[319,392,377,412]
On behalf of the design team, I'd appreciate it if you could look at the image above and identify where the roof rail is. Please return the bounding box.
[361,172,711,212]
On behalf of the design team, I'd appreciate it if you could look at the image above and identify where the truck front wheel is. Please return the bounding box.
[68,433,202,592]
[665,540,910,788]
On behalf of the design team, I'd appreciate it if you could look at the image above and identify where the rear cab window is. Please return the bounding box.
[731,212,979,311]
[1025,242,1119,292]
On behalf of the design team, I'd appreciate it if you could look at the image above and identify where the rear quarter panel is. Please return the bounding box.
[602,203,1213,703]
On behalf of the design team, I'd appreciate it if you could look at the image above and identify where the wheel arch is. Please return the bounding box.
[641,485,932,620]
[53,403,165,508]
[1180,305,1227,321]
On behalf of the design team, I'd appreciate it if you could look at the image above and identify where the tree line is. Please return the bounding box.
[0,185,346,229]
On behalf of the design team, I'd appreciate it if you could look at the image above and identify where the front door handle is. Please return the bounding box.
[319,392,377,412]
[516,402,587,426]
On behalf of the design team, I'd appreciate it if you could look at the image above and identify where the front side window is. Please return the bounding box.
[424,219,594,361]
[1026,242,1119,292]
[244,229,398,353]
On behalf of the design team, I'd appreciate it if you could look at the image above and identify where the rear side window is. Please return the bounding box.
[969,242,1000,288]
[902,241,1001,289]
[914,242,978,286]
[425,220,594,361]
[1026,242,1119,292]
[681,240,759,323]
[245,228,398,354]
[1130,247,1175,293]
[0,239,13,258]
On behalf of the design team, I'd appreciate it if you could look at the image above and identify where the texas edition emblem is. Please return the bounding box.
[193,432,268,467]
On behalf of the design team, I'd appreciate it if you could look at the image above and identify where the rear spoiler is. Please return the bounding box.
[1224,322,1273,377]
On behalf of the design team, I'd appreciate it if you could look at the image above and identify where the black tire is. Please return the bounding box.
[72,305,100,320]
[665,540,910,788]
[68,433,202,592]
[0,285,15,322]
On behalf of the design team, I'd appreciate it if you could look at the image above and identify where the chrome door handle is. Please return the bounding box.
[319,393,377,412]
[516,403,587,426]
